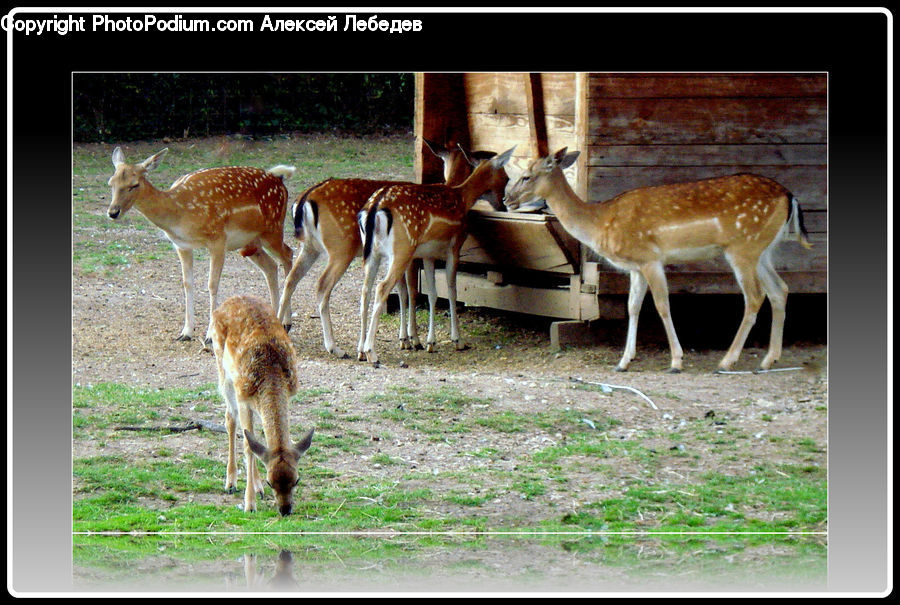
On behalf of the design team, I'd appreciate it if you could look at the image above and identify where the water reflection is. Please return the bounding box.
[73,533,827,593]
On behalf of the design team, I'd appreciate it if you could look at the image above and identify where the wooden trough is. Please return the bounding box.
[413,72,827,343]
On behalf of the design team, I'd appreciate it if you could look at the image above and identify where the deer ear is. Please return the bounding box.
[423,138,449,160]
[559,150,580,170]
[294,427,315,456]
[493,146,516,168]
[141,148,168,171]
[244,429,271,462]
[112,147,125,168]
[456,143,477,167]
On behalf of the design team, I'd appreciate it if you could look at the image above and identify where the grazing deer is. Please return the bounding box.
[107,147,296,345]
[504,148,812,373]
[211,295,314,515]
[357,147,515,365]
[276,138,504,358]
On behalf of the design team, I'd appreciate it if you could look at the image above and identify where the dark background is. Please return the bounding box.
[6,9,891,594]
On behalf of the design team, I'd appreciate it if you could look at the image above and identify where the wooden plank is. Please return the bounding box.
[575,72,590,200]
[464,72,576,116]
[458,211,581,274]
[432,269,595,320]
[586,165,828,211]
[525,73,550,158]
[587,98,827,145]
[468,111,575,152]
[587,144,826,167]
[589,73,827,98]
[580,233,826,274]
[594,270,826,295]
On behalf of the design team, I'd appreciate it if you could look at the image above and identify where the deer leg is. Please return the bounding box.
[315,250,354,358]
[204,242,227,347]
[217,360,239,494]
[421,258,438,352]
[718,252,766,372]
[756,252,789,371]
[405,261,423,349]
[358,252,382,361]
[363,251,414,365]
[641,261,684,373]
[174,247,195,341]
[399,265,419,350]
[277,242,322,333]
[445,248,467,351]
[238,404,260,512]
[268,237,295,328]
[244,246,280,315]
[616,270,649,372]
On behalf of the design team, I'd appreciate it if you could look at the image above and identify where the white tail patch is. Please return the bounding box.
[267,165,296,180]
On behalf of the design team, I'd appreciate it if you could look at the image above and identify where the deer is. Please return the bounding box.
[106,147,296,346]
[357,147,515,365]
[210,295,315,515]
[504,148,813,373]
[422,137,508,211]
[275,138,506,358]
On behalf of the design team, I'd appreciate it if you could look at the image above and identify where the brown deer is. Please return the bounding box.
[107,147,296,346]
[422,137,508,211]
[276,138,505,358]
[504,148,812,373]
[357,147,515,365]
[211,295,314,515]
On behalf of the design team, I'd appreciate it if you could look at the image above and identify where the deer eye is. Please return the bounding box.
[128,183,139,191]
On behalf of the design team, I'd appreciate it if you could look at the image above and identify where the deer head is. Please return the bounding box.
[107,147,168,219]
[504,147,579,210]
[243,427,314,516]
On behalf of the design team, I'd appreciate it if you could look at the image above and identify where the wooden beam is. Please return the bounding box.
[525,73,549,158]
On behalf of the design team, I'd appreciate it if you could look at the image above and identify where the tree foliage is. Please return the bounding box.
[73,73,414,142]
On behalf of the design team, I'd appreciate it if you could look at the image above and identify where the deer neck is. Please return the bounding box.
[255,381,292,450]
[455,165,496,211]
[132,179,186,229]
[540,171,607,246]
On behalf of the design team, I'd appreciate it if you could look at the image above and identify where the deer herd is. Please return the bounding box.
[105,139,811,515]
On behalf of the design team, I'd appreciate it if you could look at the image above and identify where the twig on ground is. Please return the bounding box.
[569,376,659,410]
[113,419,226,434]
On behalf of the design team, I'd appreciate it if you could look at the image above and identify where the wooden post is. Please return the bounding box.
[525,73,549,158]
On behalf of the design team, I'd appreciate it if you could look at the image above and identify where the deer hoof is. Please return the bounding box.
[667,367,683,374]
[225,486,237,495]
[175,334,192,342]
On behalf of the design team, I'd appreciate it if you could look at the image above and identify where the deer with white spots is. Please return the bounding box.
[211,295,314,515]
[504,148,812,373]
[357,147,515,365]
[106,147,296,345]
[276,139,506,358]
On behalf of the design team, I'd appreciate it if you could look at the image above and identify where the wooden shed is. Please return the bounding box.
[413,73,827,340]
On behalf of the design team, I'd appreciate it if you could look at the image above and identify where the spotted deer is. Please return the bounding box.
[211,295,314,515]
[275,139,504,358]
[504,148,812,373]
[107,147,296,345]
[357,147,515,365]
